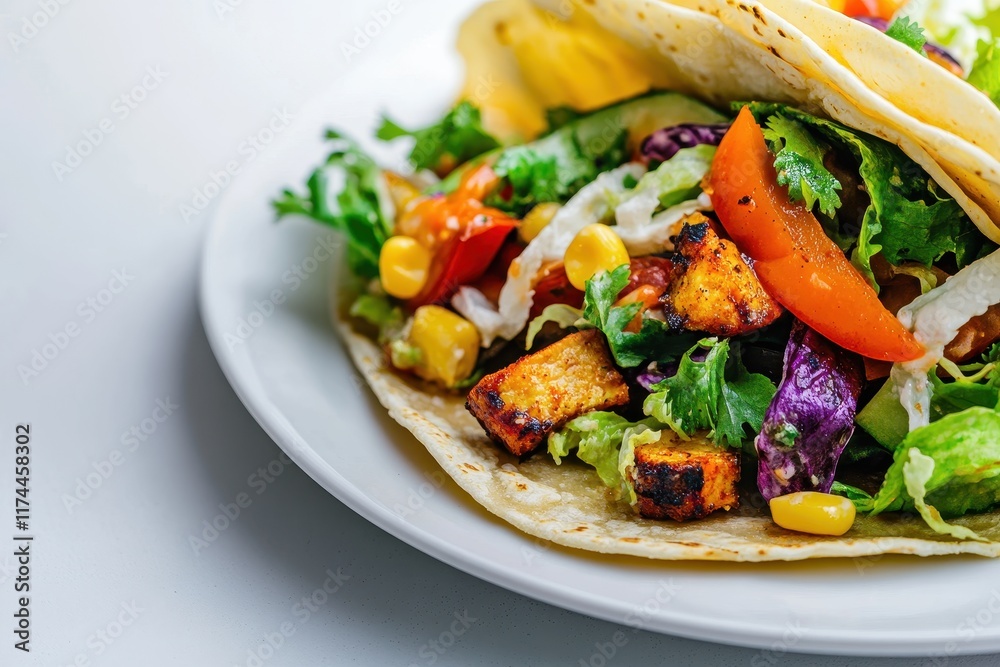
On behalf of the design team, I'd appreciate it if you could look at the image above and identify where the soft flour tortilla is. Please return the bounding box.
[338,318,1000,561]
[332,0,1000,560]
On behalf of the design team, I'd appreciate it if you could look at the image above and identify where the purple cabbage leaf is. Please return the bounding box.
[640,123,731,164]
[756,321,865,501]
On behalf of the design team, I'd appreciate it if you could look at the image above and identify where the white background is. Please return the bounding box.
[2,0,1000,665]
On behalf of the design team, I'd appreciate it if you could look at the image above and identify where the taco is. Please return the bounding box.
[276,0,1000,561]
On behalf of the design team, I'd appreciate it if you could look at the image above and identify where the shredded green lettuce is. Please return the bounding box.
[548,412,635,489]
[273,131,392,278]
[643,338,777,449]
[868,407,1000,539]
[376,101,500,172]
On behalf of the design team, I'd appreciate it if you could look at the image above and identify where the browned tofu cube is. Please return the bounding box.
[466,330,629,457]
[626,432,740,522]
[663,219,783,336]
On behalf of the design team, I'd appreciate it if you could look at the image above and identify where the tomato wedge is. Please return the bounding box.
[708,107,924,363]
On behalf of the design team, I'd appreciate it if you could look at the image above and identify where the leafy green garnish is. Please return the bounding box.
[643,338,777,448]
[969,38,1000,108]
[376,101,501,172]
[581,266,700,368]
[487,127,628,216]
[745,104,980,284]
[273,131,392,278]
[762,115,842,217]
[886,16,928,54]
[868,408,1000,540]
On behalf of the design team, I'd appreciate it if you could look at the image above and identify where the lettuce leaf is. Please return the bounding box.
[548,412,636,488]
[643,338,777,448]
[969,38,1000,107]
[376,101,500,172]
[273,131,392,278]
[868,407,1000,539]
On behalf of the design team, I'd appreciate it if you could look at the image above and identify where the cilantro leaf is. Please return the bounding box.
[376,101,500,172]
[969,38,1000,108]
[581,265,700,368]
[273,131,391,278]
[886,16,927,54]
[762,114,842,217]
[643,339,777,448]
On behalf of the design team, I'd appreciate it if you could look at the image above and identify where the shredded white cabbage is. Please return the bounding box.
[615,192,713,257]
[892,249,1000,430]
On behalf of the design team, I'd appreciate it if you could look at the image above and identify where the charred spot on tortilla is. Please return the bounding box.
[466,330,629,457]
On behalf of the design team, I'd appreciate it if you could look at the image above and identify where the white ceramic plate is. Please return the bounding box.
[199,5,1000,657]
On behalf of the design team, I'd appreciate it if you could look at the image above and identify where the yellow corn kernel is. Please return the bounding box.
[379,236,432,299]
[564,224,630,291]
[408,305,480,387]
[769,492,856,537]
[519,202,561,244]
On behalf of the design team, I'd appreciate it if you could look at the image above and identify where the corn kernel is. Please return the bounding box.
[379,236,432,299]
[769,492,856,537]
[384,171,422,212]
[408,305,480,386]
[519,202,561,243]
[564,224,630,291]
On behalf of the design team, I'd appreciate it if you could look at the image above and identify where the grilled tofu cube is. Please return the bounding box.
[663,219,783,336]
[466,329,629,456]
[626,431,740,522]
